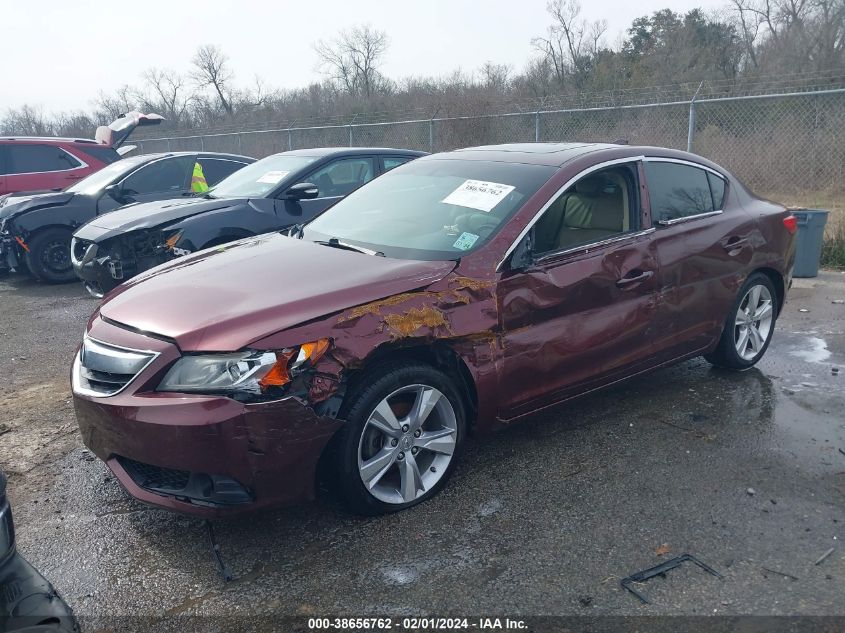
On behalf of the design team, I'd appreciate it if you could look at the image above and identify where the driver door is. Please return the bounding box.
[97,156,195,213]
[277,156,377,223]
[496,160,660,419]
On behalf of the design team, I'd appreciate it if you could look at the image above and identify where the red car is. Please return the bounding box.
[0,112,162,196]
[71,143,796,517]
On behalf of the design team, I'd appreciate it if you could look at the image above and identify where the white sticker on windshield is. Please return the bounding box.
[453,232,479,251]
[442,179,516,212]
[256,170,290,184]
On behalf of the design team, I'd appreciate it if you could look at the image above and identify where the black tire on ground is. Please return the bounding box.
[24,227,75,283]
[704,272,778,370]
[335,362,466,516]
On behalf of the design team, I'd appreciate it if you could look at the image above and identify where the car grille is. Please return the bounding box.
[118,457,190,492]
[72,336,158,397]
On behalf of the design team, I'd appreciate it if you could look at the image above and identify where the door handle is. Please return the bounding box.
[616,270,654,289]
[722,236,747,253]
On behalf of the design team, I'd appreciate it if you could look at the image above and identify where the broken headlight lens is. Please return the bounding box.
[157,339,330,397]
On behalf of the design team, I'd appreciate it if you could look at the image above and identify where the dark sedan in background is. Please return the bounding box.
[0,151,253,283]
[71,147,425,297]
[0,471,78,632]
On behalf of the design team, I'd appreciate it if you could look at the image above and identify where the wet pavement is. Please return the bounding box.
[1,271,844,626]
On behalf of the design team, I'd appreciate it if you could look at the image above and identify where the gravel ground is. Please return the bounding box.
[1,270,844,629]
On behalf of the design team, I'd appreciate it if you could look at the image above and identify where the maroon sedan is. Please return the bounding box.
[71,143,796,516]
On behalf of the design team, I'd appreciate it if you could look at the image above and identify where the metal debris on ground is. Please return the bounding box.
[814,548,835,566]
[620,554,724,604]
[761,566,799,581]
[206,520,234,583]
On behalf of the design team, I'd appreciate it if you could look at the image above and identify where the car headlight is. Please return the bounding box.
[157,339,330,398]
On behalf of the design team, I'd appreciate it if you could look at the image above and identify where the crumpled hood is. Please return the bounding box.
[75,196,243,242]
[0,191,75,221]
[99,233,457,351]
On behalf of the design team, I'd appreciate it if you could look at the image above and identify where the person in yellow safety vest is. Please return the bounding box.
[191,162,209,193]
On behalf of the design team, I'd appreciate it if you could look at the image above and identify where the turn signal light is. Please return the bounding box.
[783,215,798,235]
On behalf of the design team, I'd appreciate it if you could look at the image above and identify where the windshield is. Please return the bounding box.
[208,154,317,199]
[66,156,150,195]
[303,158,555,260]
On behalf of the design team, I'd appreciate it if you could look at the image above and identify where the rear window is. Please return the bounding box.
[6,144,83,174]
[76,145,121,165]
[645,161,714,223]
[197,158,249,186]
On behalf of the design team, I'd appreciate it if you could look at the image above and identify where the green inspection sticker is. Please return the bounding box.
[453,232,479,251]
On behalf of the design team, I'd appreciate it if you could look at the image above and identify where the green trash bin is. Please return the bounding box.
[792,209,829,278]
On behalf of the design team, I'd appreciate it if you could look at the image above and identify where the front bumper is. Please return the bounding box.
[1,499,78,632]
[71,318,343,516]
[0,553,79,632]
[71,236,173,298]
[0,231,22,274]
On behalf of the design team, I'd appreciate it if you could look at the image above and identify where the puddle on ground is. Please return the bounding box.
[789,336,832,363]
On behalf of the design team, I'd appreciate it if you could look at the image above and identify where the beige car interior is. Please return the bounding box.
[534,168,632,254]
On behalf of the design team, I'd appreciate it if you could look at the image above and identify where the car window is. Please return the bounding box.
[122,156,193,194]
[0,146,8,175]
[645,161,715,224]
[6,144,83,174]
[708,172,726,209]
[77,145,121,165]
[303,157,376,199]
[533,163,640,255]
[197,158,248,186]
[382,156,412,172]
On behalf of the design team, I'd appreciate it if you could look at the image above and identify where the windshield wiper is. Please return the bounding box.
[315,237,384,257]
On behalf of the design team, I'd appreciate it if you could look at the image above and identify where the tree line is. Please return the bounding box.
[2,0,843,138]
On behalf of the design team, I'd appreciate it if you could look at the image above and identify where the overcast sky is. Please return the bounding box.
[1,0,726,114]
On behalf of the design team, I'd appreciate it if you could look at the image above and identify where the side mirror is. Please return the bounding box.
[509,232,533,271]
[284,182,320,200]
[104,183,125,202]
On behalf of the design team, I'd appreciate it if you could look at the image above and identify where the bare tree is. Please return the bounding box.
[315,25,390,98]
[192,44,234,115]
[532,0,604,88]
[142,68,192,124]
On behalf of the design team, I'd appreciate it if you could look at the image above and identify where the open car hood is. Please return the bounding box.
[94,111,164,148]
[99,233,457,351]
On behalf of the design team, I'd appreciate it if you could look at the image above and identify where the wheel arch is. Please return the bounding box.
[750,266,786,317]
[340,342,480,430]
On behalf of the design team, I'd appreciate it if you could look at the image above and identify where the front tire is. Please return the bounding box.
[705,272,778,370]
[25,228,75,283]
[336,362,466,515]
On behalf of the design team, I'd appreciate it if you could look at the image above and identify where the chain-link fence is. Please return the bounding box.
[133,88,845,217]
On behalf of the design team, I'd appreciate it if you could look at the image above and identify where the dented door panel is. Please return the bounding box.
[497,234,658,419]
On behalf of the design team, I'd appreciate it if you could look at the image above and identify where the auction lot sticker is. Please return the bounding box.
[442,179,515,212]
[257,170,290,184]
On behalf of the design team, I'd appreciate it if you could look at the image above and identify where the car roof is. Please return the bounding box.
[0,136,102,145]
[421,142,721,169]
[281,147,428,158]
[124,151,255,162]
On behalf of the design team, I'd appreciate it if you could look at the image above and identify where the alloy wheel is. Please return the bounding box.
[734,284,773,361]
[357,384,457,505]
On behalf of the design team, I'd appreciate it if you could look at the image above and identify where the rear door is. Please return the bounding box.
[496,159,660,419]
[5,143,88,192]
[643,158,756,361]
[277,155,377,223]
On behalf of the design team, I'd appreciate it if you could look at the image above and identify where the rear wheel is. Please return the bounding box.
[25,228,75,283]
[335,363,466,515]
[704,272,777,370]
